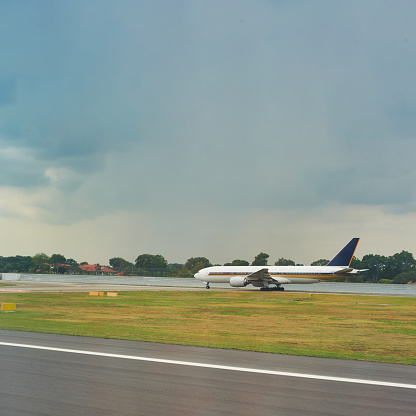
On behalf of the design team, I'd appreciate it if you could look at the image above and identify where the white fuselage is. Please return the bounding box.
[195,265,358,285]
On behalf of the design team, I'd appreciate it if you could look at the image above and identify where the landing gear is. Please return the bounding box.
[260,285,284,292]
[205,283,210,289]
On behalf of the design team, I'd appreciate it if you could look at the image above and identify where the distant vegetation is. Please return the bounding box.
[1,250,416,284]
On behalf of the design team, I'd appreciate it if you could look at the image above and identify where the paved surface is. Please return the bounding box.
[3,273,416,296]
[1,330,415,415]
[0,281,209,293]
[2,280,416,298]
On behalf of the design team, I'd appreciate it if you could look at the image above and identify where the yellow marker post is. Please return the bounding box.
[1,303,16,312]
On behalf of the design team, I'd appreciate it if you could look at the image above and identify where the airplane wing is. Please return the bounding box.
[245,268,292,286]
[245,269,291,284]
[246,268,271,281]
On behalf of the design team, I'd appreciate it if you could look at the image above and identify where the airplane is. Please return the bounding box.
[194,238,366,291]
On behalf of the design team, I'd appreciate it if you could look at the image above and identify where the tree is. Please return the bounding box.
[167,263,192,277]
[50,253,66,274]
[167,263,182,273]
[50,254,66,264]
[275,257,295,266]
[109,257,134,274]
[135,254,168,271]
[110,257,127,269]
[358,252,416,283]
[311,259,329,266]
[360,254,389,282]
[66,258,79,266]
[68,264,80,275]
[389,251,416,276]
[32,253,50,266]
[0,256,34,273]
[32,253,51,272]
[185,257,212,273]
[251,252,269,266]
[224,259,249,266]
[392,271,416,284]
[350,256,362,269]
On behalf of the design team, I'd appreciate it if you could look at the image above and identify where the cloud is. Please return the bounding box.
[0,145,48,187]
[0,202,414,267]
[0,75,17,107]
[0,1,416,263]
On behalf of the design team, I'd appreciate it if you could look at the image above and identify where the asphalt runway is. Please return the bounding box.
[3,280,416,297]
[0,281,207,293]
[1,330,415,416]
[2,276,416,296]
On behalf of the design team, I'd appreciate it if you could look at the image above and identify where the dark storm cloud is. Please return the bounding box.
[0,1,143,171]
[1,0,416,218]
[0,75,17,107]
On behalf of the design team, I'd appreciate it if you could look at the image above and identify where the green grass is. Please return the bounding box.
[0,291,415,364]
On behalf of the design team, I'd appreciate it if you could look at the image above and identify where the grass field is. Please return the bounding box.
[0,290,415,365]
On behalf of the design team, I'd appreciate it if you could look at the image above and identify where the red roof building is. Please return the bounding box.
[78,265,116,274]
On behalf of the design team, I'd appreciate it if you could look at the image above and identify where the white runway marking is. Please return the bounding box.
[1,341,415,390]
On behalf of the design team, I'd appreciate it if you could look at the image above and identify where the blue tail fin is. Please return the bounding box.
[327,238,360,267]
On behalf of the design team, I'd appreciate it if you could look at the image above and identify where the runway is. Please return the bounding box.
[3,280,416,298]
[1,330,415,415]
[2,273,416,296]
[0,280,207,293]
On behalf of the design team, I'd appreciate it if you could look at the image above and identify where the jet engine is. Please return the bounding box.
[229,276,249,287]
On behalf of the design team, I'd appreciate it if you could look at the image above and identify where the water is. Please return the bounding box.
[2,273,416,296]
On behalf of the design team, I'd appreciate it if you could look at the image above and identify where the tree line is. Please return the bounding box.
[0,249,416,284]
[0,253,84,275]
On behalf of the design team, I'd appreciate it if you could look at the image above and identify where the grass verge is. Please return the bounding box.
[0,291,415,365]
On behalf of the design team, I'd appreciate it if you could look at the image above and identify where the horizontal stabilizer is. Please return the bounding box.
[333,268,354,274]
[327,238,360,267]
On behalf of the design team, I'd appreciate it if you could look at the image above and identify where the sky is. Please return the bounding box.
[1,0,416,266]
